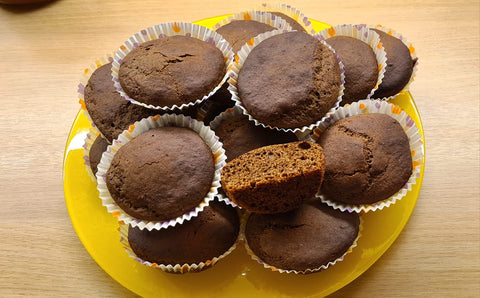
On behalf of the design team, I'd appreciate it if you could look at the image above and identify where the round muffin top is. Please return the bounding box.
[84,63,159,142]
[118,35,226,107]
[128,201,240,265]
[214,113,297,161]
[317,113,413,205]
[268,12,306,32]
[216,20,275,53]
[237,31,341,129]
[326,36,378,105]
[245,200,360,272]
[88,135,109,176]
[371,29,417,98]
[106,126,215,221]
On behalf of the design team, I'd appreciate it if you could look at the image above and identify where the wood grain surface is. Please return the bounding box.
[1,0,479,297]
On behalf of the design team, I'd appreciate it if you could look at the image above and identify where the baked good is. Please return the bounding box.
[106,126,215,221]
[245,200,360,272]
[371,29,417,98]
[215,20,275,53]
[88,135,109,176]
[214,112,297,161]
[197,84,235,125]
[317,113,412,205]
[118,35,226,107]
[237,31,341,129]
[128,200,239,269]
[325,36,378,105]
[84,63,160,142]
[269,12,306,32]
[221,141,325,214]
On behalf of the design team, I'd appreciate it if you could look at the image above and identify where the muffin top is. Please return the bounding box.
[84,63,159,142]
[326,36,378,105]
[106,126,215,221]
[245,200,360,272]
[216,20,275,53]
[237,31,341,129]
[268,12,306,32]
[317,113,412,205]
[371,29,417,98]
[214,112,297,161]
[128,201,240,265]
[88,135,109,176]
[118,35,226,107]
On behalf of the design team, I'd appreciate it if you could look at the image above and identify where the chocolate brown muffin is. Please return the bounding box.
[213,112,297,161]
[237,31,341,129]
[84,63,160,142]
[371,29,417,98]
[317,113,412,205]
[106,126,215,221]
[88,135,109,176]
[245,200,360,272]
[325,36,378,105]
[269,12,306,32]
[118,35,226,107]
[216,20,275,53]
[221,141,325,214]
[128,201,239,268]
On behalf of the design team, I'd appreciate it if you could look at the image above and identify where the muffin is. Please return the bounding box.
[83,63,161,142]
[88,135,109,176]
[269,12,306,32]
[317,113,413,205]
[197,84,235,125]
[106,126,215,222]
[118,35,226,108]
[216,20,276,53]
[221,141,325,214]
[212,109,298,161]
[244,200,360,273]
[371,28,417,98]
[325,36,378,105]
[236,31,342,130]
[126,200,240,273]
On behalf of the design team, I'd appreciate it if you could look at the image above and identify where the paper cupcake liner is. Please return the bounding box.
[82,128,102,182]
[227,29,345,134]
[315,24,387,100]
[96,114,227,230]
[241,212,363,274]
[213,10,293,35]
[112,22,235,111]
[367,24,418,100]
[77,53,116,139]
[313,99,424,213]
[118,219,239,274]
[256,3,316,34]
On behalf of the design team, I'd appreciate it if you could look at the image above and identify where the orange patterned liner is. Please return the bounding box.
[81,127,103,183]
[311,99,424,213]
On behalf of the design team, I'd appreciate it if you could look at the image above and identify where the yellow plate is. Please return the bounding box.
[63,16,425,297]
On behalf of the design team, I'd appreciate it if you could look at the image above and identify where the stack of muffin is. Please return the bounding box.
[79,4,421,274]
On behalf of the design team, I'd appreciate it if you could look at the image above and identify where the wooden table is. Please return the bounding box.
[1,0,479,296]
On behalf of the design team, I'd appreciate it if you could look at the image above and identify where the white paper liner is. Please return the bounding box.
[241,211,363,274]
[82,128,102,182]
[77,53,116,139]
[256,3,316,34]
[313,99,424,213]
[112,22,235,111]
[227,29,345,134]
[213,10,293,36]
[96,114,227,231]
[118,202,240,273]
[367,24,418,100]
[315,24,387,100]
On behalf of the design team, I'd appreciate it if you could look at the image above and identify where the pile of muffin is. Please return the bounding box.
[79,4,420,274]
